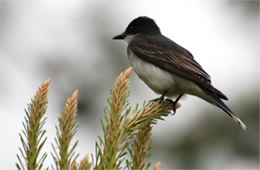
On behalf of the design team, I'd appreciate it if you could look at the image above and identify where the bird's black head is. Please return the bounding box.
[113,16,161,40]
[125,16,161,35]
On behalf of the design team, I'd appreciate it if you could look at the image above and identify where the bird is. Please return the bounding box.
[113,16,246,130]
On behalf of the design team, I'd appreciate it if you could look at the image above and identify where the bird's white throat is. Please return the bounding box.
[124,35,138,44]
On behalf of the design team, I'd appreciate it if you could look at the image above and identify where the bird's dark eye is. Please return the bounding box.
[129,26,134,31]
[126,25,135,34]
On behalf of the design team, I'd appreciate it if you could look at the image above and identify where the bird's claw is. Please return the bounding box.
[172,101,178,115]
[150,97,180,116]
[163,99,178,115]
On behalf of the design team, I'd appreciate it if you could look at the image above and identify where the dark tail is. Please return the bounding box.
[201,87,247,130]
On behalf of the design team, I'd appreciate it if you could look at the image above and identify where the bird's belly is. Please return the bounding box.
[128,53,180,97]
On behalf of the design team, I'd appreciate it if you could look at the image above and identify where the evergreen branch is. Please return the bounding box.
[95,67,132,169]
[130,125,152,170]
[16,78,51,169]
[125,100,181,134]
[126,100,180,170]
[16,68,180,170]
[153,161,161,170]
[95,67,180,169]
[79,154,92,170]
[52,90,79,169]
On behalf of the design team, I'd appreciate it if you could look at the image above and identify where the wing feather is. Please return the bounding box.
[131,41,211,84]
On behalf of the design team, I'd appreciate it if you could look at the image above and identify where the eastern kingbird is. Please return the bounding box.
[113,16,246,130]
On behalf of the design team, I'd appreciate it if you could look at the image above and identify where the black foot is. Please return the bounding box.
[170,94,184,115]
[172,100,179,115]
[163,99,178,115]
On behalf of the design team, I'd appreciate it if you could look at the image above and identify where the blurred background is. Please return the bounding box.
[0,0,259,169]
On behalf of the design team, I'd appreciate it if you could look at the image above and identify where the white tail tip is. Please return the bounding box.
[232,116,247,130]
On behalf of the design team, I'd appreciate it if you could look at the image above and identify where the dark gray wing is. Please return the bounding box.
[129,36,228,100]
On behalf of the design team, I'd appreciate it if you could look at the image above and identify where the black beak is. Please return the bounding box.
[113,32,127,40]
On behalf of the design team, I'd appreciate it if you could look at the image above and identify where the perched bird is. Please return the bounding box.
[113,16,246,130]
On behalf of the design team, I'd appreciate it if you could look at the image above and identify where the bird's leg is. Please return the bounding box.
[172,94,183,115]
[159,90,168,102]
[150,90,168,103]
